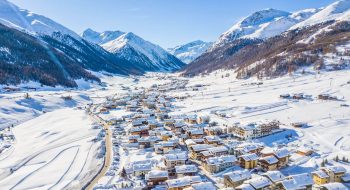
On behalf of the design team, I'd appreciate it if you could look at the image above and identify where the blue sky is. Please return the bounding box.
[10,0,337,48]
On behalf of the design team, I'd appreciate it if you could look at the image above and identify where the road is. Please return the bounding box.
[84,106,113,190]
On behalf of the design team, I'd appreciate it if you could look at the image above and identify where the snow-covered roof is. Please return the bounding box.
[207,155,237,165]
[280,173,313,189]
[204,135,222,142]
[147,170,169,179]
[175,164,198,174]
[244,176,272,189]
[323,166,347,174]
[235,183,254,190]
[165,153,188,161]
[273,148,290,158]
[319,182,348,190]
[262,171,285,183]
[312,170,329,178]
[259,155,279,164]
[206,146,228,153]
[166,176,202,188]
[133,162,152,172]
[191,144,213,152]
[187,182,216,190]
[224,170,251,182]
[240,153,259,161]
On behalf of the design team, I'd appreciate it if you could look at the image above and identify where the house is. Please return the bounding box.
[129,125,150,136]
[146,170,169,188]
[133,162,152,178]
[296,147,314,156]
[223,170,251,188]
[187,129,204,139]
[203,136,223,146]
[312,170,330,185]
[258,155,279,171]
[189,144,213,160]
[276,173,313,190]
[164,153,188,176]
[175,165,198,177]
[235,143,264,156]
[243,176,272,190]
[155,141,178,154]
[322,166,347,183]
[204,155,237,173]
[273,149,290,168]
[239,153,259,169]
[200,146,229,161]
[128,135,140,143]
[166,176,202,190]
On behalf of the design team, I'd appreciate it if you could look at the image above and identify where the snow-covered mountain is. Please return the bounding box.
[81,29,124,45]
[81,29,185,72]
[183,0,350,77]
[0,0,80,39]
[291,0,350,29]
[213,8,319,49]
[167,40,213,64]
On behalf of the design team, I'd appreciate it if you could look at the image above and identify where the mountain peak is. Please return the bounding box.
[81,29,125,45]
[240,8,290,27]
[168,40,213,64]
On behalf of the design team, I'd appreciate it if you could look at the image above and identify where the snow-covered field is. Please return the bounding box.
[166,69,350,175]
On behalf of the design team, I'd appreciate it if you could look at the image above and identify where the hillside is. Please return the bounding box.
[167,40,213,64]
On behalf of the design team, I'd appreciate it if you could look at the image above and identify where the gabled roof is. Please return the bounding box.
[175,164,198,174]
[240,153,259,161]
[259,155,279,165]
[262,170,285,183]
[224,170,251,182]
[244,176,272,189]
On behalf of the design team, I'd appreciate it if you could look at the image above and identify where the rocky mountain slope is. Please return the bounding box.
[182,0,350,77]
[82,29,185,72]
[167,40,213,64]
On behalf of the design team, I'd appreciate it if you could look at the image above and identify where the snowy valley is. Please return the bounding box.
[0,0,350,190]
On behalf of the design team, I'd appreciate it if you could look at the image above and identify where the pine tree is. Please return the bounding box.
[321,160,325,167]
[335,155,339,162]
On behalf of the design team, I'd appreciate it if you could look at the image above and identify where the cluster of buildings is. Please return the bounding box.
[94,78,349,190]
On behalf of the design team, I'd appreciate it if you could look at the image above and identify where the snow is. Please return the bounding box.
[0,108,101,189]
[291,0,350,29]
[102,32,184,71]
[168,40,213,64]
[0,0,80,39]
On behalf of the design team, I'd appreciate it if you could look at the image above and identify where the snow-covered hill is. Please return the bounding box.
[0,0,80,39]
[167,40,213,64]
[100,32,185,71]
[213,8,318,49]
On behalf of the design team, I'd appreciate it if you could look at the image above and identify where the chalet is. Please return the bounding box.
[164,153,188,171]
[204,155,237,173]
[160,131,174,141]
[154,141,178,154]
[322,166,347,183]
[133,162,152,178]
[129,125,149,136]
[235,143,264,156]
[273,149,290,168]
[175,165,198,177]
[204,126,223,136]
[200,146,229,161]
[164,119,176,128]
[312,170,330,185]
[189,144,213,160]
[187,129,204,139]
[157,113,169,121]
[242,176,272,190]
[276,173,313,190]
[258,155,279,171]
[138,136,162,148]
[166,176,202,190]
[223,170,251,188]
[126,105,139,112]
[203,136,223,146]
[296,147,314,156]
[146,170,169,188]
[239,153,258,169]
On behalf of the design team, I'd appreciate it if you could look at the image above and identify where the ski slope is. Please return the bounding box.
[0,108,102,190]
